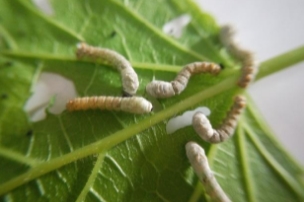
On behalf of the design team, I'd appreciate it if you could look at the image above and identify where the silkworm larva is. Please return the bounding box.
[192,96,246,143]
[76,42,139,96]
[66,96,152,114]
[220,25,258,88]
[146,62,221,98]
[185,142,231,202]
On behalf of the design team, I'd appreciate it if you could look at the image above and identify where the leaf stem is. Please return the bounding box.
[2,45,304,78]
[256,45,304,80]
[0,51,182,73]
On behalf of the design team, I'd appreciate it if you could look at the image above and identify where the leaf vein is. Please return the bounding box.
[236,122,257,202]
[55,170,71,191]
[0,146,39,166]
[76,152,106,202]
[90,187,108,202]
[17,0,84,41]
[108,0,208,62]
[244,123,304,199]
[0,24,18,50]
[57,116,74,151]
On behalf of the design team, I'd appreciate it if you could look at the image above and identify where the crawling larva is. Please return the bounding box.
[192,96,246,143]
[146,62,221,98]
[185,142,231,202]
[220,25,257,88]
[76,42,139,96]
[66,96,152,114]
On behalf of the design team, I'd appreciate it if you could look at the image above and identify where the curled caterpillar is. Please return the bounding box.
[220,25,257,88]
[66,96,152,114]
[76,42,139,96]
[192,95,246,143]
[146,62,221,98]
[185,142,231,202]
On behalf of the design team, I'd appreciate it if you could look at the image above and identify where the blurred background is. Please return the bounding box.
[198,0,304,164]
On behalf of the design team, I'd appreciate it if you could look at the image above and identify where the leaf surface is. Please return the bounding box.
[0,0,303,201]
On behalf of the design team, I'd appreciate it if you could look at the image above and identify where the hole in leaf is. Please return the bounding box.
[26,129,33,137]
[166,106,211,134]
[32,0,54,16]
[162,14,192,38]
[24,72,77,122]
[109,31,117,38]
[1,94,8,100]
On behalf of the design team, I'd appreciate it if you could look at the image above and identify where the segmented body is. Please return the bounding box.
[66,96,152,114]
[220,25,257,88]
[192,96,246,143]
[146,62,221,98]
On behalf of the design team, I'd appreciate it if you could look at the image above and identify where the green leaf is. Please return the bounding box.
[0,0,303,201]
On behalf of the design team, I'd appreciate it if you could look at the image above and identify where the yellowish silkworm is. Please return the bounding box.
[146,62,221,98]
[66,96,152,114]
[220,25,257,88]
[185,142,231,202]
[76,42,139,96]
[192,96,246,143]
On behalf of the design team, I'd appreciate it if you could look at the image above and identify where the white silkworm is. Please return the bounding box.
[192,96,246,143]
[76,42,139,96]
[185,142,231,202]
[66,96,152,114]
[220,25,257,88]
[146,62,221,98]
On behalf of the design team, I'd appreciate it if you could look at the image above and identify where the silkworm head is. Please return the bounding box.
[185,141,206,161]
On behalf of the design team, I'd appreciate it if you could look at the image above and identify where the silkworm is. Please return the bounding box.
[146,62,221,98]
[76,42,139,96]
[220,25,257,88]
[66,96,152,114]
[192,95,246,143]
[185,142,231,202]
